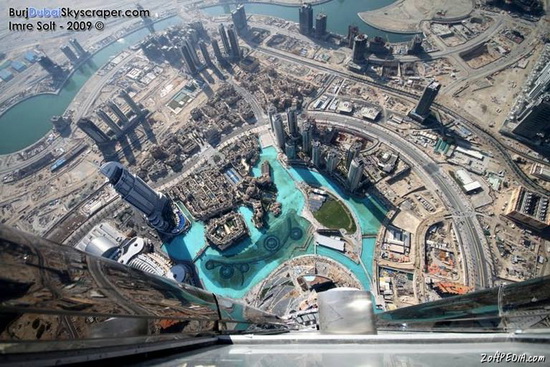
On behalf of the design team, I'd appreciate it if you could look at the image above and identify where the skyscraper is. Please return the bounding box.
[231,4,248,35]
[512,94,550,139]
[408,35,423,55]
[411,81,441,120]
[77,117,110,146]
[345,141,362,170]
[119,89,142,115]
[199,42,212,66]
[219,24,231,56]
[181,44,198,75]
[312,141,322,167]
[50,115,69,133]
[108,101,129,123]
[272,114,286,149]
[97,109,123,136]
[325,150,341,174]
[301,120,313,155]
[347,158,364,192]
[100,162,187,235]
[69,38,87,57]
[347,25,359,48]
[60,45,78,64]
[227,25,241,61]
[184,38,201,66]
[37,56,65,79]
[212,39,224,63]
[285,141,297,159]
[286,107,299,137]
[315,13,327,39]
[352,34,368,64]
[299,3,314,36]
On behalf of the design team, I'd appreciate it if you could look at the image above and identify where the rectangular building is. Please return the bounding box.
[505,186,550,230]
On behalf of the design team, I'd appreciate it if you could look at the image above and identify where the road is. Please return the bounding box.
[309,111,491,288]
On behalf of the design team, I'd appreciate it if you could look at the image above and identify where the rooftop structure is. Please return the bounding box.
[455,169,482,194]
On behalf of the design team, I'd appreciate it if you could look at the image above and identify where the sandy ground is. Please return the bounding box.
[358,0,474,33]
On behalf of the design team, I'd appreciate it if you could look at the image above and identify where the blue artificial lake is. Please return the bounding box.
[163,146,387,298]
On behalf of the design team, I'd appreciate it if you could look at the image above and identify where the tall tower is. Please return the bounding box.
[272,114,286,149]
[181,44,198,75]
[299,3,314,36]
[347,25,359,48]
[512,95,550,139]
[97,109,123,135]
[60,45,79,64]
[315,13,327,39]
[198,42,212,66]
[286,107,299,137]
[100,162,187,235]
[352,34,368,64]
[77,118,110,146]
[325,150,340,174]
[37,56,65,79]
[408,35,423,55]
[212,39,224,63]
[107,101,129,123]
[347,158,364,192]
[345,141,362,170]
[285,141,297,159]
[69,38,87,57]
[51,115,69,133]
[412,81,441,119]
[119,89,142,115]
[312,141,322,167]
[301,120,313,155]
[227,25,241,61]
[231,4,248,35]
[219,24,231,56]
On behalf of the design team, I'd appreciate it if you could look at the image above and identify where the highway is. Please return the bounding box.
[309,111,491,289]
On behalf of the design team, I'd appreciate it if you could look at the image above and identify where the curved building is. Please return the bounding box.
[85,237,119,259]
[100,162,187,235]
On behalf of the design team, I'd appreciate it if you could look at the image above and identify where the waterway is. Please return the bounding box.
[163,146,386,298]
[201,0,415,42]
[0,17,183,155]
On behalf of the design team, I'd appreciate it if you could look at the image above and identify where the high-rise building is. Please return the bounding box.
[312,141,322,167]
[60,45,78,64]
[219,24,231,56]
[408,35,423,55]
[37,56,65,79]
[347,157,364,192]
[212,39,224,63]
[411,81,441,120]
[181,44,198,75]
[301,120,313,155]
[299,3,314,36]
[184,38,201,66]
[352,34,368,64]
[325,150,341,174]
[100,162,187,235]
[512,94,550,139]
[51,115,69,133]
[119,89,142,115]
[97,109,123,135]
[231,4,248,35]
[285,141,297,159]
[77,118,111,146]
[272,114,286,149]
[315,13,327,39]
[107,101,129,123]
[198,42,212,66]
[347,25,359,48]
[286,107,299,137]
[227,25,241,61]
[345,141,362,170]
[69,38,87,57]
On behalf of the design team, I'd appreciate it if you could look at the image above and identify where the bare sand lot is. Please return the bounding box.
[359,0,474,33]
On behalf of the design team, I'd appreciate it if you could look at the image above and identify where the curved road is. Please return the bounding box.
[309,111,491,289]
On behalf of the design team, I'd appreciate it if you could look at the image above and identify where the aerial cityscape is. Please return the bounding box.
[0,0,549,341]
